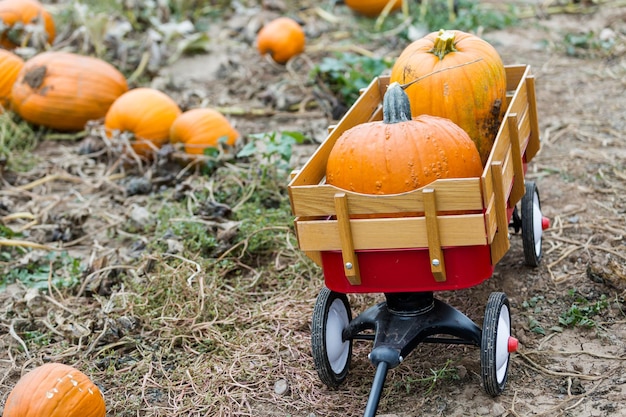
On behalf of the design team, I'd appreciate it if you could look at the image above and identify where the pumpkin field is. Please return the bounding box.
[0,0,625,416]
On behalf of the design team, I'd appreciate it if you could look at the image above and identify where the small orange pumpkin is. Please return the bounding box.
[390,29,507,165]
[0,49,24,111]
[170,108,240,155]
[0,0,55,49]
[104,87,181,155]
[2,363,106,417]
[344,0,402,17]
[256,17,305,64]
[326,82,482,195]
[11,51,128,131]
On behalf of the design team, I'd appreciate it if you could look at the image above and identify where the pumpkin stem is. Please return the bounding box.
[430,29,457,60]
[383,82,412,124]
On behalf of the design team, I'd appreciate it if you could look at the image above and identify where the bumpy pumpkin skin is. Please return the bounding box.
[170,108,240,155]
[0,0,56,49]
[11,51,128,131]
[0,49,24,111]
[390,29,507,165]
[326,113,483,195]
[2,363,106,417]
[104,87,182,155]
[256,17,305,64]
[344,0,402,17]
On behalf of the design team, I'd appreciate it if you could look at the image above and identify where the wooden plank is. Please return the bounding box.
[423,188,446,282]
[489,162,510,264]
[504,65,526,91]
[290,178,483,217]
[484,195,497,243]
[295,214,488,252]
[334,193,361,285]
[525,75,541,161]
[507,113,526,207]
[507,79,530,117]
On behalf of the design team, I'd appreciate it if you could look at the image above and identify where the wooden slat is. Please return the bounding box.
[504,65,527,91]
[291,178,483,217]
[525,75,541,161]
[423,188,446,282]
[484,195,497,243]
[334,193,361,285]
[507,113,526,207]
[295,214,488,252]
[489,162,510,264]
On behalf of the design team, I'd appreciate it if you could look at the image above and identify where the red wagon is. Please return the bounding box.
[288,65,548,416]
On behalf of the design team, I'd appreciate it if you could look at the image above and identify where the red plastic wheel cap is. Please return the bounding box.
[507,336,519,353]
[542,216,550,230]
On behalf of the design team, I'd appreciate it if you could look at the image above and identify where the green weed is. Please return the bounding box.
[397,359,459,395]
[561,30,620,58]
[310,53,393,108]
[559,291,610,328]
[1,251,83,290]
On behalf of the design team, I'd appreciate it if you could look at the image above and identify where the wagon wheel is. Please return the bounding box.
[481,292,515,396]
[311,287,353,388]
[521,181,544,267]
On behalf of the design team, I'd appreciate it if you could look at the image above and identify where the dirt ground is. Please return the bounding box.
[1,1,625,416]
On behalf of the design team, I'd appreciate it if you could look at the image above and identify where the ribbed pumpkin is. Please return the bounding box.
[104,87,181,155]
[256,17,305,64]
[0,0,56,49]
[390,29,507,165]
[326,82,482,195]
[11,51,128,131]
[344,0,402,17]
[2,363,106,417]
[170,108,240,155]
[0,49,24,111]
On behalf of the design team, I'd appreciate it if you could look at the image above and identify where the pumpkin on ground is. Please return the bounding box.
[0,0,55,49]
[390,29,507,165]
[0,49,23,111]
[170,108,240,155]
[2,362,106,417]
[256,17,305,64]
[326,82,482,195]
[11,51,128,131]
[104,87,181,155]
[344,0,402,17]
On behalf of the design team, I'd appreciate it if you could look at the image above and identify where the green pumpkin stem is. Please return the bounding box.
[383,82,412,124]
[430,29,457,60]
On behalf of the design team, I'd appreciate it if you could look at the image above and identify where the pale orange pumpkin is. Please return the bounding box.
[344,0,402,17]
[390,29,507,165]
[0,0,55,49]
[256,17,305,64]
[104,87,182,155]
[2,363,106,417]
[0,49,23,111]
[170,108,240,155]
[11,51,128,131]
[326,82,482,195]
